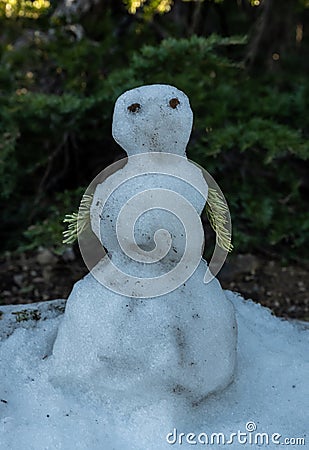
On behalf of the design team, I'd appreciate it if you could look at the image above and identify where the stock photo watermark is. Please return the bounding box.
[76,152,233,298]
[166,422,306,446]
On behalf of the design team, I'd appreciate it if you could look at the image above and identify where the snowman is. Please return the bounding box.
[52,84,237,402]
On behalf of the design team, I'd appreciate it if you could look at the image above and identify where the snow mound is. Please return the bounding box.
[52,262,237,400]
[0,292,308,450]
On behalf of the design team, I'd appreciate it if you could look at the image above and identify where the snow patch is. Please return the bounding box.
[0,293,308,450]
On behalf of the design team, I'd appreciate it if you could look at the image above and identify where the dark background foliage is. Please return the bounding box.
[0,0,308,264]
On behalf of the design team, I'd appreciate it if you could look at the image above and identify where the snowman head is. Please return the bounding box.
[112,84,193,156]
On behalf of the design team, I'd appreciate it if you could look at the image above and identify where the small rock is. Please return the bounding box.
[37,248,58,266]
[42,267,53,282]
[62,247,75,262]
[2,290,11,297]
[33,277,44,283]
[13,274,24,287]
[252,284,259,293]
[297,281,306,292]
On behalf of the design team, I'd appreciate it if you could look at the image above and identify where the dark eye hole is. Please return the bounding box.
[128,103,141,113]
[169,98,180,109]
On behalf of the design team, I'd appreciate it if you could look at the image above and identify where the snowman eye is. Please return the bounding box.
[128,103,141,113]
[169,98,180,109]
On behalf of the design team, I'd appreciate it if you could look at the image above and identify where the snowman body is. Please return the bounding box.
[52,85,237,400]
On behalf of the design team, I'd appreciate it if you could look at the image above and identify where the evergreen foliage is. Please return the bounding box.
[0,1,308,260]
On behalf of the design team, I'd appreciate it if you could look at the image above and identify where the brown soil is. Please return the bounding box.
[0,249,308,321]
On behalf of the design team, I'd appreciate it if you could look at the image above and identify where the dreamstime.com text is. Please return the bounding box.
[166,422,306,446]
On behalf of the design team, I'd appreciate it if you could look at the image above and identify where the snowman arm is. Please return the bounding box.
[62,193,93,244]
[205,187,233,252]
